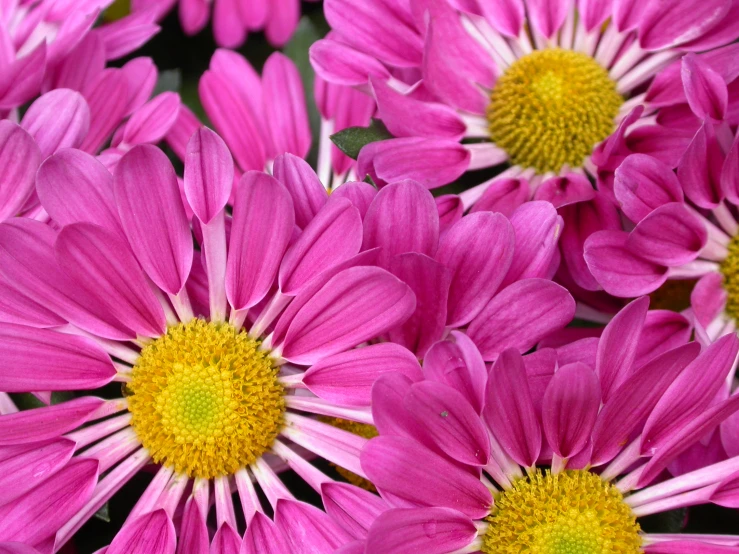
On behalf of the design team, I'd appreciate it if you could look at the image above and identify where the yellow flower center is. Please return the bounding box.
[721,235,739,322]
[488,49,623,173]
[323,417,379,492]
[482,470,642,554]
[128,319,285,479]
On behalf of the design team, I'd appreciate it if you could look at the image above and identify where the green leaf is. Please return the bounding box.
[331,120,393,160]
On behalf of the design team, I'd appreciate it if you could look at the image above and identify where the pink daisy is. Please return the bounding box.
[311,0,739,195]
[358,298,739,553]
[0,132,416,552]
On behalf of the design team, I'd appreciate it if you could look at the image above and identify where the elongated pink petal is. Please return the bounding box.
[0,439,76,505]
[405,380,490,466]
[0,458,98,546]
[281,266,415,364]
[184,127,234,225]
[37,149,120,233]
[533,173,595,209]
[114,145,193,295]
[21,89,90,158]
[56,223,166,338]
[121,57,158,115]
[484,348,541,467]
[467,279,575,361]
[310,38,391,86]
[0,44,46,111]
[682,53,728,122]
[504,201,563,285]
[303,342,422,407]
[639,0,730,50]
[475,0,524,36]
[721,131,739,204]
[361,436,492,518]
[613,154,684,223]
[636,310,693,367]
[0,323,115,392]
[240,512,289,554]
[365,507,477,554]
[211,523,241,554]
[321,482,387,540]
[331,182,377,219]
[178,499,208,554]
[711,470,739,508]
[386,253,450,358]
[542,362,601,459]
[527,0,570,37]
[371,372,427,445]
[79,69,129,154]
[692,272,727,330]
[677,122,724,210]
[272,154,327,229]
[0,275,65,328]
[279,197,362,295]
[437,212,514,327]
[274,499,353,552]
[590,343,700,466]
[226,172,294,310]
[363,180,439,261]
[118,92,180,147]
[470,178,529,218]
[107,510,176,554]
[0,122,41,223]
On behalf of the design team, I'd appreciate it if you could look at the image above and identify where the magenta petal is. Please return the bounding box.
[226,172,294,310]
[677,122,724,209]
[363,180,440,261]
[0,122,41,223]
[504,201,563,285]
[37,149,121,233]
[645,541,739,554]
[118,92,181,147]
[272,153,328,229]
[262,53,311,159]
[107,510,176,554]
[596,296,649,402]
[467,279,576,361]
[635,309,693,366]
[437,212,514,327]
[626,203,707,265]
[527,0,570,37]
[386,253,450,358]
[184,127,234,224]
[722,131,739,204]
[241,512,289,554]
[361,436,492,518]
[484,348,541,467]
[533,173,596,209]
[0,542,41,553]
[0,323,115,392]
[281,266,415,364]
[309,38,391,86]
[613,154,684,222]
[0,273,65,329]
[279,197,362,295]
[692,272,727,329]
[476,0,525,36]
[114,145,193,295]
[274,499,353,552]
[0,44,46,111]
[584,230,668,297]
[542,362,601,459]
[211,523,241,554]
[21,89,90,158]
[590,343,700,466]
[405,380,490,466]
[321,482,387,539]
[120,57,158,115]
[470,178,529,218]
[79,69,129,154]
[682,53,728,122]
[56,223,166,338]
[712,470,739,509]
[638,0,730,50]
[178,499,208,554]
[331,182,377,220]
[365,507,477,554]
[371,372,426,443]
[303,342,422,407]
[641,333,739,455]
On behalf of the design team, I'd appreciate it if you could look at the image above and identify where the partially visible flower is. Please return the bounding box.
[358,298,739,553]
[0,133,413,550]
[132,0,320,49]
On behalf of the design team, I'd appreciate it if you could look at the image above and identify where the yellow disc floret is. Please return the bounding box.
[488,49,623,173]
[128,319,285,479]
[721,235,739,321]
[482,470,642,554]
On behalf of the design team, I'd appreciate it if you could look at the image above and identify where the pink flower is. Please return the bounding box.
[131,0,320,49]
[358,299,739,553]
[312,0,739,195]
[0,132,416,551]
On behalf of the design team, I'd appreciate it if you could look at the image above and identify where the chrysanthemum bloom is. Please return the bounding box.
[1,0,160,114]
[165,49,374,197]
[130,0,319,49]
[312,0,739,194]
[358,297,739,553]
[0,131,416,551]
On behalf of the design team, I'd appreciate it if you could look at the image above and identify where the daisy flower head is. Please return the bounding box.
[0,131,417,551]
[311,0,739,195]
[358,297,739,553]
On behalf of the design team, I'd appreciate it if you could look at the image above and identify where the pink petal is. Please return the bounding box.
[712,470,739,508]
[467,279,576,361]
[635,309,693,366]
[437,212,514,327]
[262,53,311,159]
[475,0,525,36]
[179,0,210,34]
[613,154,684,222]
[590,342,700,466]
[78,69,129,154]
[692,272,727,329]
[0,44,46,111]
[118,92,181,147]
[676,122,724,209]
[0,122,41,222]
[577,0,613,31]
[682,53,728,122]
[0,273,65,329]
[274,499,353,552]
[469,178,529,218]
[542,362,601,459]
[386,253,450,358]
[212,0,247,48]
[320,482,387,539]
[226,172,294,310]
[165,105,202,162]
[638,0,731,50]
[281,266,416,364]
[484,348,541,467]
[107,510,176,554]
[363,180,439,261]
[722,130,739,204]
[184,127,234,224]
[114,145,193,295]
[241,512,289,554]
[365,507,477,554]
[361,436,492,518]
[178,499,208,554]
[264,0,300,46]
[303,342,422,407]
[120,57,158,115]
[527,0,570,38]
[20,89,90,158]
[331,182,377,219]
[55,223,166,338]
[278,197,362,295]
[627,203,707,265]
[272,153,328,229]
[95,10,160,60]
[309,39,391,86]
[645,541,739,554]
[211,523,241,554]
[583,230,668,297]
[436,194,464,237]
[533,173,596,209]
